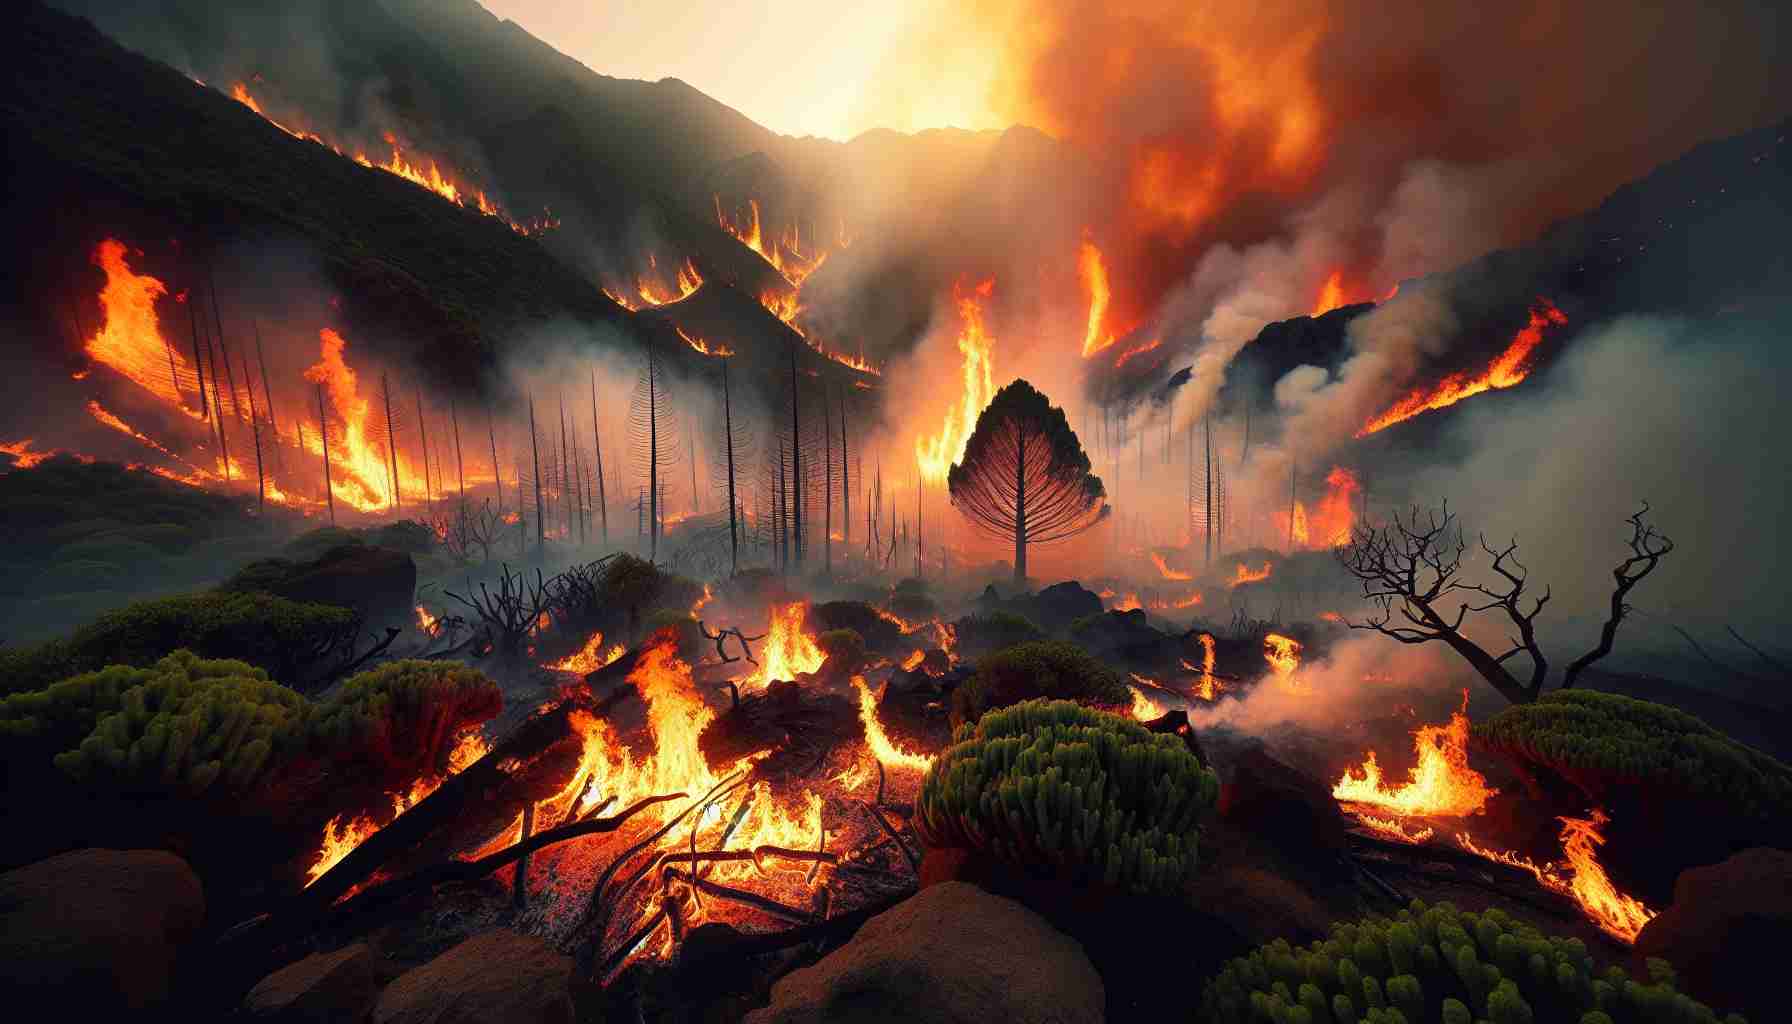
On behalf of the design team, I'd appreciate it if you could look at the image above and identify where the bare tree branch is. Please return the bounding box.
[1562,503,1674,688]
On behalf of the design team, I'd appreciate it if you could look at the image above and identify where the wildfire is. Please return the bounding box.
[301,329,417,513]
[1310,270,1347,316]
[1183,633,1225,701]
[853,677,933,772]
[690,584,715,617]
[1128,684,1168,720]
[1357,299,1567,436]
[306,727,490,886]
[1229,562,1273,587]
[1455,811,1657,943]
[1,439,55,469]
[83,240,197,410]
[714,196,828,287]
[1262,633,1303,688]
[1149,590,1204,611]
[1078,240,1116,357]
[1331,695,1495,818]
[415,605,440,635]
[1357,815,1435,845]
[748,602,826,688]
[1150,551,1193,580]
[675,327,732,357]
[548,631,627,674]
[1112,337,1161,368]
[1110,592,1142,612]
[86,400,188,464]
[914,278,997,483]
[899,649,926,672]
[1289,502,1310,546]
[637,259,703,307]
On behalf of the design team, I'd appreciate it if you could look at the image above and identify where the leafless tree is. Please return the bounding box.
[1337,501,1673,703]
[628,338,680,560]
[446,564,550,656]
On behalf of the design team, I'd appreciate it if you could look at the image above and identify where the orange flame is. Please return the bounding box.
[1310,270,1348,316]
[1358,300,1567,436]
[1150,551,1193,580]
[1182,633,1225,700]
[83,240,196,410]
[415,606,440,635]
[1229,561,1273,587]
[1111,336,1161,368]
[853,677,933,771]
[1332,695,1496,818]
[1455,810,1657,943]
[900,649,926,672]
[1262,633,1303,688]
[1,439,56,469]
[302,329,403,513]
[548,631,627,674]
[1127,675,1169,719]
[1078,240,1116,357]
[915,278,997,483]
[1358,814,1435,845]
[306,727,490,886]
[748,602,826,688]
[715,196,829,287]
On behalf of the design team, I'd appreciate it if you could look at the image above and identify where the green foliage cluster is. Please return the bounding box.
[951,611,1046,656]
[890,577,937,619]
[917,699,1217,896]
[810,600,902,652]
[0,650,499,806]
[951,639,1130,727]
[600,555,701,625]
[0,590,358,696]
[1472,690,1792,821]
[1200,901,1745,1024]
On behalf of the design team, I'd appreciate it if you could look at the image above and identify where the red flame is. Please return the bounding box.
[1357,300,1567,436]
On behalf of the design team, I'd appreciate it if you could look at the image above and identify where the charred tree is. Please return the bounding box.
[590,366,609,545]
[627,339,680,561]
[316,383,334,524]
[1337,502,1673,703]
[839,386,851,554]
[416,385,433,509]
[947,380,1108,583]
[788,343,804,567]
[708,358,753,575]
[380,372,402,514]
[488,409,504,517]
[529,398,545,559]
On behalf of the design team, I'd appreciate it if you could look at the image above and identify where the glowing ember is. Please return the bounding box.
[548,631,626,674]
[676,327,734,357]
[1,439,56,469]
[1150,551,1193,580]
[1332,695,1495,818]
[1110,592,1142,612]
[915,278,997,484]
[415,605,440,635]
[1127,676,1169,719]
[1078,240,1116,357]
[1262,633,1303,689]
[1357,299,1567,436]
[748,602,826,688]
[1229,562,1273,587]
[1319,611,1344,623]
[900,649,926,672]
[853,677,933,771]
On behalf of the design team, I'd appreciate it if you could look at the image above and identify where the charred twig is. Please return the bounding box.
[512,801,536,912]
[445,564,550,656]
[677,891,912,962]
[698,620,767,665]
[598,906,668,983]
[1562,504,1673,688]
[660,868,814,924]
[862,801,919,875]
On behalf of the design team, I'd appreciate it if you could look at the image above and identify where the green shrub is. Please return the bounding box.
[1,650,499,807]
[952,611,1046,657]
[1199,900,1747,1024]
[890,576,937,619]
[365,520,437,555]
[283,526,365,561]
[918,699,1217,896]
[951,639,1129,728]
[811,600,903,651]
[0,590,358,695]
[1472,690,1792,822]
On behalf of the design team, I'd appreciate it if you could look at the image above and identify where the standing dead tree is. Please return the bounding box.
[628,338,680,561]
[1337,501,1673,703]
[445,564,550,656]
[708,357,753,575]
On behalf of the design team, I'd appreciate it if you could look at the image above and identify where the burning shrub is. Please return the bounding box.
[598,553,701,639]
[1471,690,1792,824]
[1199,900,1747,1024]
[0,590,358,695]
[950,611,1046,659]
[810,600,903,652]
[641,609,704,659]
[917,699,1217,896]
[951,640,1129,728]
[306,659,501,794]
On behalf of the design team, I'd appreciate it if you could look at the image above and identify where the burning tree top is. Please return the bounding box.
[946,379,1108,582]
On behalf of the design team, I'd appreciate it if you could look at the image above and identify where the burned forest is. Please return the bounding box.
[2,2,1790,1022]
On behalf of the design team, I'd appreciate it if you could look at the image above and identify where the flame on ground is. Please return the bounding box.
[748,602,826,688]
[915,278,997,484]
[900,649,926,672]
[84,240,202,411]
[1229,562,1273,587]
[1331,695,1495,818]
[853,677,933,772]
[1183,633,1225,701]
[1455,810,1657,944]
[1150,551,1193,580]
[548,631,627,674]
[1112,337,1161,369]
[303,328,408,513]
[415,606,439,635]
[1357,299,1567,436]
[1357,814,1435,845]
[1262,633,1303,689]
[305,728,490,886]
[1127,676,1170,720]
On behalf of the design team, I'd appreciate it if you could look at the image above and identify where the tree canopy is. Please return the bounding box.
[947,379,1107,582]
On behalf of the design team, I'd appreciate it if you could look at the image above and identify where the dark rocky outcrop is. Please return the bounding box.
[229,544,418,629]
[1634,846,1792,1023]
[0,848,205,1013]
[243,943,382,1023]
[744,881,1103,1024]
[371,929,576,1024]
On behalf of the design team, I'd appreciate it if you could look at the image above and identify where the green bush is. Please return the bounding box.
[890,576,937,619]
[810,600,903,652]
[365,521,437,555]
[1199,900,1746,1024]
[1472,690,1792,822]
[951,639,1130,728]
[1,650,499,808]
[282,526,365,561]
[952,611,1046,657]
[0,590,358,695]
[918,699,1216,896]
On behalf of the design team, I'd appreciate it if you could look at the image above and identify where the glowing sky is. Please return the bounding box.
[478,0,1008,140]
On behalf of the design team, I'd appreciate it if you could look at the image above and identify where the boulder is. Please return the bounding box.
[244,943,381,1023]
[1216,743,1349,874]
[745,881,1103,1024]
[371,929,575,1024]
[0,848,204,1012]
[1633,846,1792,1022]
[1026,581,1103,631]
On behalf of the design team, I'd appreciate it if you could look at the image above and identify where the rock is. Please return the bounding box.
[1633,847,1792,1021]
[244,943,381,1022]
[0,848,204,1012]
[371,929,574,1024]
[1216,744,1349,873]
[745,881,1103,1024]
[1026,581,1103,631]
[1069,608,1175,665]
